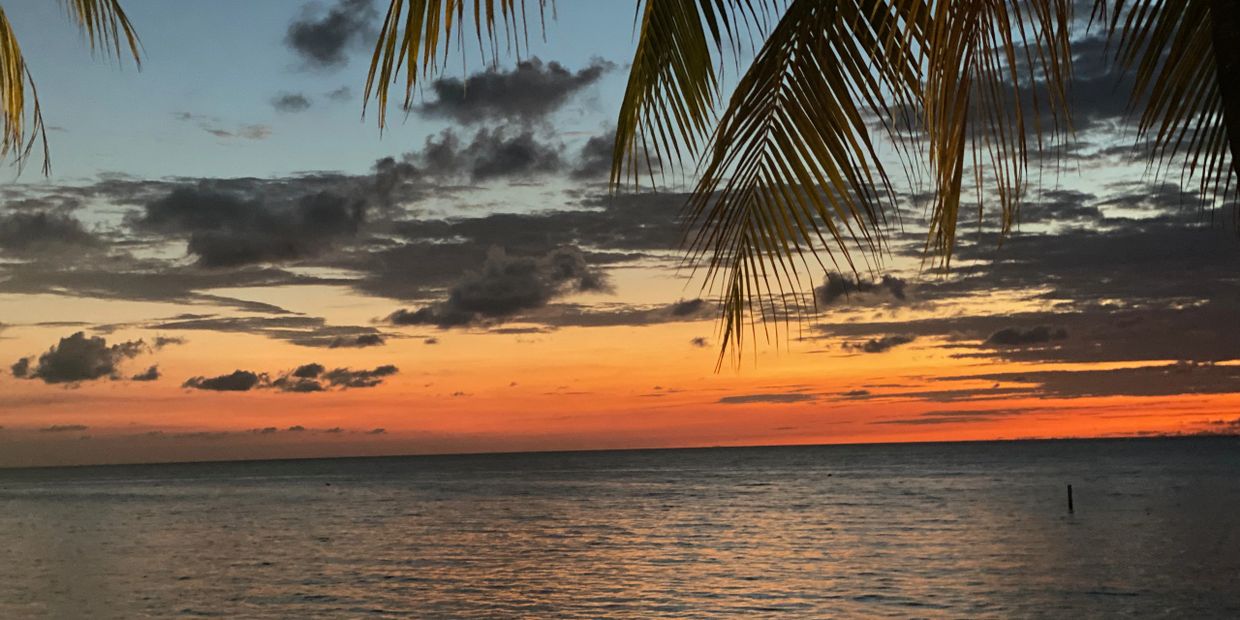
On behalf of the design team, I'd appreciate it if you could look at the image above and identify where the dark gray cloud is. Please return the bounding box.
[271,363,398,392]
[183,370,264,392]
[131,365,160,381]
[12,332,148,384]
[844,335,915,354]
[185,363,398,393]
[272,92,312,113]
[0,211,100,256]
[0,261,327,314]
[1016,189,1102,226]
[816,272,908,306]
[1060,34,1136,134]
[670,298,707,317]
[985,325,1068,346]
[512,297,715,329]
[132,186,365,267]
[203,124,272,141]
[322,365,398,388]
[328,333,385,348]
[325,86,351,102]
[149,314,387,348]
[2,175,688,319]
[387,246,610,328]
[572,128,615,179]
[40,424,89,433]
[409,128,564,181]
[690,337,709,348]
[417,58,614,124]
[718,393,816,404]
[947,361,1240,400]
[153,336,186,349]
[292,363,325,378]
[285,0,376,69]
[270,374,324,393]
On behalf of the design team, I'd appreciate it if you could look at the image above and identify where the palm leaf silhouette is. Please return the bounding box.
[0,0,140,174]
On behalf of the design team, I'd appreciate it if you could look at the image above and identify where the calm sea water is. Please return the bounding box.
[1,438,1238,618]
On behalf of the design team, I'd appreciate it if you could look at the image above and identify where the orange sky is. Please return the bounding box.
[3,273,1234,468]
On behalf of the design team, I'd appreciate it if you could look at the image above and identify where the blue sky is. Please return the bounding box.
[8,0,638,181]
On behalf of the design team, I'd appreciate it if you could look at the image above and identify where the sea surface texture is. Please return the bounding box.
[1,438,1238,618]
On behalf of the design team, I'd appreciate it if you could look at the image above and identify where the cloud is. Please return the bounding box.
[149,315,385,348]
[132,186,364,267]
[205,124,272,141]
[870,407,1037,426]
[328,333,385,348]
[571,127,616,179]
[325,86,351,102]
[13,332,148,384]
[153,336,186,349]
[131,365,160,381]
[270,375,324,393]
[272,92,312,113]
[718,393,816,404]
[1016,190,1102,226]
[417,58,614,124]
[269,363,400,392]
[670,298,708,317]
[409,128,564,181]
[285,0,376,69]
[183,370,264,392]
[387,246,610,328]
[947,361,1240,399]
[844,335,915,354]
[292,363,324,378]
[0,211,100,256]
[321,365,398,388]
[816,272,908,306]
[39,424,89,433]
[985,325,1068,346]
[690,337,709,348]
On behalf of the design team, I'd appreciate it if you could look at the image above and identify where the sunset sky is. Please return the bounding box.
[2,0,1239,467]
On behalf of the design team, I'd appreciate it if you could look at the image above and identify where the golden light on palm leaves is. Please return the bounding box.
[1101,0,1238,218]
[364,0,549,131]
[921,0,1072,264]
[683,1,921,364]
[0,0,139,174]
[364,0,1239,361]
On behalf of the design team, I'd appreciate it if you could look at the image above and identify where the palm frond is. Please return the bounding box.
[1100,0,1237,216]
[365,0,549,130]
[61,0,142,65]
[0,6,47,175]
[0,0,140,174]
[684,0,923,365]
[921,0,1073,266]
[610,0,783,187]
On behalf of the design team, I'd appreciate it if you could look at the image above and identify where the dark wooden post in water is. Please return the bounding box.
[1067,484,1074,513]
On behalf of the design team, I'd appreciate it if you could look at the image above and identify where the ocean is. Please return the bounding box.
[1,437,1237,618]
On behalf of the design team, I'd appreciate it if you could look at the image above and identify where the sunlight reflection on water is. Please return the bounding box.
[1,438,1238,618]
